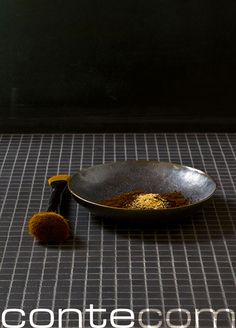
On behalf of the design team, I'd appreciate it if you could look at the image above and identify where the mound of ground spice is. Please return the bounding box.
[100,191,191,209]
[100,190,143,208]
[130,193,169,209]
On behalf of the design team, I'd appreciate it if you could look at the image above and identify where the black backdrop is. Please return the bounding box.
[0,0,236,131]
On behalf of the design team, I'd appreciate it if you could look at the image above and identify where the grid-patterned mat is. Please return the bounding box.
[0,133,236,328]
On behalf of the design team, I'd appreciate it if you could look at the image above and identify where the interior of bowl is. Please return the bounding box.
[69,160,216,206]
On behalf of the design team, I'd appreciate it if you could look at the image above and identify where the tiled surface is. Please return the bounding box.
[0,133,236,327]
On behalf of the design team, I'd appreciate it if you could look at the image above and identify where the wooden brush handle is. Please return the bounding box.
[47,175,70,213]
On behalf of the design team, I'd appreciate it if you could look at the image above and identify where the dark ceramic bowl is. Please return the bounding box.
[68,160,216,219]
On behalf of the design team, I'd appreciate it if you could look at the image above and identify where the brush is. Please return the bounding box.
[28,175,71,243]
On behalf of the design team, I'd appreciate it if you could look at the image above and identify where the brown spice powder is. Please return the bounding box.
[100,190,144,208]
[100,191,191,209]
[162,191,191,208]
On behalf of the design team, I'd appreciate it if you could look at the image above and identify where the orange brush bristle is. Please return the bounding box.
[28,175,71,243]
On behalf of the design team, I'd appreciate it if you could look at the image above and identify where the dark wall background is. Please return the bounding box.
[0,0,236,131]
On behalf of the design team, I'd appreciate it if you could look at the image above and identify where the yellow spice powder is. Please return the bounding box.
[127,193,168,209]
